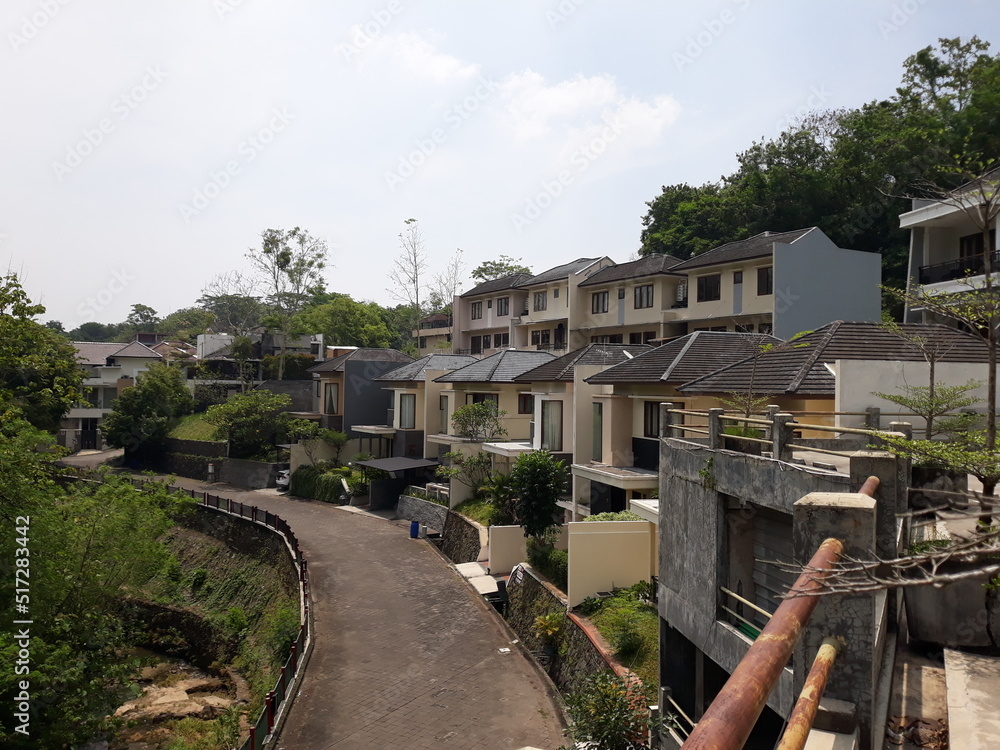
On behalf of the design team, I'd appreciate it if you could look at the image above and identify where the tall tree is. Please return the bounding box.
[125,303,159,332]
[295,294,394,348]
[102,362,195,458]
[469,255,532,283]
[387,218,428,325]
[197,271,263,335]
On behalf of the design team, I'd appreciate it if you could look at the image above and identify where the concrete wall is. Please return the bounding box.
[773,229,882,339]
[164,437,227,458]
[490,525,530,575]
[835,359,995,433]
[219,458,280,489]
[256,379,314,412]
[343,359,406,435]
[396,494,449,531]
[567,520,653,607]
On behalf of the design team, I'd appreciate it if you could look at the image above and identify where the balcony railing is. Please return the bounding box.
[919,250,1000,285]
[534,343,567,351]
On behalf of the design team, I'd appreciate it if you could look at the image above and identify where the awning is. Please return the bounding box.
[352,457,439,476]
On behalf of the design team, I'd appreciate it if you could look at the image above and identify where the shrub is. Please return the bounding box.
[564,672,656,750]
[586,511,643,522]
[527,536,568,590]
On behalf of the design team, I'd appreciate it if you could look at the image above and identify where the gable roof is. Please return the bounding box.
[677,321,991,397]
[513,344,653,382]
[308,348,413,373]
[433,349,555,383]
[517,258,604,287]
[375,354,479,382]
[460,273,534,298]
[669,229,814,272]
[585,331,781,385]
[577,254,684,287]
[72,341,162,366]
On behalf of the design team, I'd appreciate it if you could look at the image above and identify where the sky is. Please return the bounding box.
[3,0,997,329]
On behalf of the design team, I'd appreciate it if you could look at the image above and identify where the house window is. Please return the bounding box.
[471,336,483,354]
[734,271,744,284]
[470,393,499,406]
[541,399,563,451]
[759,323,773,334]
[518,393,534,414]
[634,284,654,309]
[439,394,448,431]
[618,288,626,299]
[736,323,755,333]
[471,301,483,320]
[483,334,492,349]
[534,291,547,312]
[419,336,427,349]
[531,330,540,346]
[697,274,722,302]
[553,288,560,298]
[644,331,656,343]
[399,393,416,429]
[592,291,609,314]
[324,383,339,415]
[540,329,551,346]
[495,332,509,348]
[593,402,603,463]
[959,230,997,259]
[757,266,773,296]
[590,334,623,344]
[497,297,509,316]
[643,401,660,438]
[629,331,656,345]
[487,299,492,308]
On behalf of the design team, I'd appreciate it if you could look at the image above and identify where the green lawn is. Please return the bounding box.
[452,497,495,526]
[586,591,660,700]
[168,413,220,442]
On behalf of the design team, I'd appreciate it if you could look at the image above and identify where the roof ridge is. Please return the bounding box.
[786,322,840,393]
[661,332,700,382]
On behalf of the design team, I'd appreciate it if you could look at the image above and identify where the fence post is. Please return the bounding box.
[290,641,298,672]
[250,726,257,750]
[889,420,913,440]
[772,413,794,462]
[865,406,881,431]
[659,402,676,440]
[266,691,275,732]
[708,407,724,449]
[765,404,780,440]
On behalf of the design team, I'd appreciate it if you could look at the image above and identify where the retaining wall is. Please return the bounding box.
[441,512,484,564]
[220,458,280,489]
[164,437,227,458]
[396,494,448,532]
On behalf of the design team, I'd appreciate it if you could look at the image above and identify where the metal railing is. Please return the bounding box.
[919,249,1000,285]
[130,479,312,750]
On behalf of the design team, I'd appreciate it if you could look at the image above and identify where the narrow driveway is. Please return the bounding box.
[166,478,566,750]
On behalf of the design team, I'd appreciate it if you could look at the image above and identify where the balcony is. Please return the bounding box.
[919,250,1000,285]
[534,343,568,352]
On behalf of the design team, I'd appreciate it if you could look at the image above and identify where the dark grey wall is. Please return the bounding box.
[343,360,403,434]
[392,429,425,458]
[256,380,314,412]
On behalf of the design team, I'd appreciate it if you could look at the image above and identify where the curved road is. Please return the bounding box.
[165,477,565,750]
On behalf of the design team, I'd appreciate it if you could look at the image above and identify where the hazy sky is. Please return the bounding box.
[3,1,996,328]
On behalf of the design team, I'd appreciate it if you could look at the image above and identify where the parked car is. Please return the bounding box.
[276,469,290,491]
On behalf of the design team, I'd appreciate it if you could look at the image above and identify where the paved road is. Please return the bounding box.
[164,477,566,750]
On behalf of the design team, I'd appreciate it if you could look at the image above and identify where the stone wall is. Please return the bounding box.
[164,437,227,458]
[505,564,610,696]
[159,453,212,481]
[441,512,484,564]
[396,494,448,532]
[220,458,280,489]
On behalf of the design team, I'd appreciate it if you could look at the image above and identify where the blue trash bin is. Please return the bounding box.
[410,521,419,538]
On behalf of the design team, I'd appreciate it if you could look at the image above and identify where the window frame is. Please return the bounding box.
[496,296,509,316]
[533,291,547,312]
[541,399,563,452]
[757,266,773,296]
[470,300,483,320]
[634,284,654,309]
[696,274,722,302]
[591,290,609,314]
[643,401,660,438]
[399,393,417,429]
[518,393,534,415]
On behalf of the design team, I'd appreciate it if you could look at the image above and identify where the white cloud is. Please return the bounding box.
[366,31,479,82]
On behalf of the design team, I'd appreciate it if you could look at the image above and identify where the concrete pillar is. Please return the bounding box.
[659,402,676,440]
[793,492,878,748]
[865,406,881,431]
[849,451,903,559]
[889,421,913,440]
[772,413,795,462]
[765,404,780,440]
[708,408,724,449]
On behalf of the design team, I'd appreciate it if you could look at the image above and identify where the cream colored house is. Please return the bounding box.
[412,313,454,356]
[452,273,532,356]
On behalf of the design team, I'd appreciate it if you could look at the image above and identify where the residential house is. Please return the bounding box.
[676,321,991,434]
[569,331,779,519]
[452,273,532,356]
[306,348,414,456]
[665,228,882,338]
[413,312,454,355]
[573,254,685,344]
[510,343,652,518]
[511,257,615,352]
[352,353,478,459]
[900,174,999,324]
[428,349,555,502]
[62,341,162,451]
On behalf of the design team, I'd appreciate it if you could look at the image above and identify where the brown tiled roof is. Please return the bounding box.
[677,321,990,396]
[460,274,533,298]
[308,348,413,373]
[516,258,605,287]
[72,341,162,366]
[584,332,780,385]
[577,255,684,287]
[669,229,814,271]
[513,344,653,382]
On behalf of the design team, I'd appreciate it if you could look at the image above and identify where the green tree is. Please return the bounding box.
[295,294,394,348]
[102,362,195,457]
[470,255,532,283]
[197,271,263,335]
[450,400,508,441]
[0,274,86,431]
[67,320,123,342]
[509,450,568,539]
[563,672,657,750]
[436,450,494,492]
[125,303,159,331]
[206,389,292,459]
[287,418,349,465]
[157,306,216,343]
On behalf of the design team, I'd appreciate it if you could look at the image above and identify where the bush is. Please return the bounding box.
[586,511,643,522]
[527,537,568,591]
[290,464,350,502]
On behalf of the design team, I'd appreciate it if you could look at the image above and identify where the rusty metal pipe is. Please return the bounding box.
[858,475,880,497]
[775,637,843,750]
[681,537,844,750]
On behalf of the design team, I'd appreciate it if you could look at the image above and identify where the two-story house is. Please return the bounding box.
[900,175,999,324]
[511,257,615,352]
[412,313,454,356]
[573,254,685,344]
[352,353,477,459]
[63,341,162,451]
[640,228,882,339]
[452,273,531,356]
